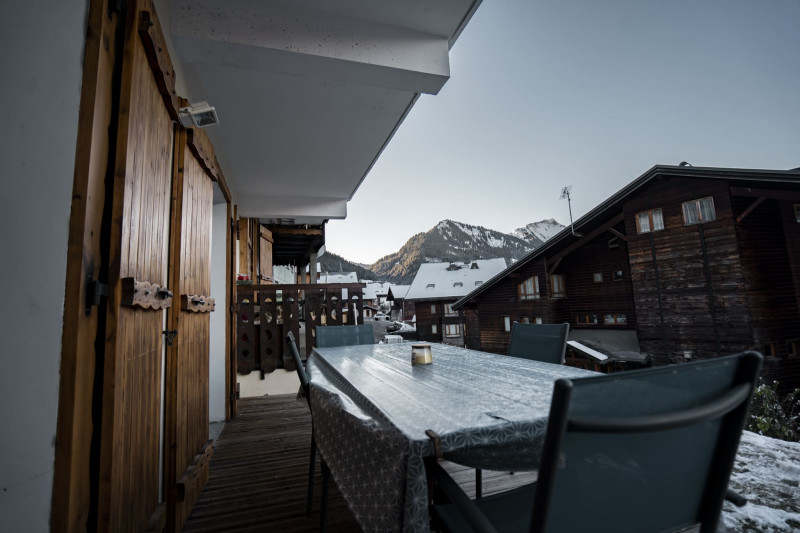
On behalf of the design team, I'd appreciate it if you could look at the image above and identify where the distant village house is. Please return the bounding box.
[406,258,507,346]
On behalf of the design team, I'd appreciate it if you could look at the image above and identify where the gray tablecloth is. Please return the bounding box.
[308,342,596,532]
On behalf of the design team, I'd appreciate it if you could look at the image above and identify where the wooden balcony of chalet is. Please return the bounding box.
[183,396,536,533]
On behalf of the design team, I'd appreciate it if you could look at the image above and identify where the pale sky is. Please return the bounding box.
[326,0,800,265]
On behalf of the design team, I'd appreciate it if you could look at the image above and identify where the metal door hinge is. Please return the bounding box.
[85,277,109,316]
[163,329,178,346]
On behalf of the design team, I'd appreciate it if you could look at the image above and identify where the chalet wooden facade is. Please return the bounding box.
[406,259,507,346]
[387,285,413,321]
[454,166,800,390]
[5,0,481,531]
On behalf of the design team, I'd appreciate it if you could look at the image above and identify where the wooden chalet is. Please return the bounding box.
[454,165,800,389]
[387,284,413,321]
[406,259,507,346]
[5,1,483,531]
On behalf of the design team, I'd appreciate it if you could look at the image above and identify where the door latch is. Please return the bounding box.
[163,329,178,346]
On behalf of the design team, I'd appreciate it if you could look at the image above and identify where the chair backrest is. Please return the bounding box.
[531,351,763,533]
[315,324,375,348]
[507,323,569,364]
[286,332,309,398]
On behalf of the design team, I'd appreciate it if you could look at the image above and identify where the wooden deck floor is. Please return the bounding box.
[183,395,535,533]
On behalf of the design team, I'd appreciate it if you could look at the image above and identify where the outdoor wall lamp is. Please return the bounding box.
[179,101,219,128]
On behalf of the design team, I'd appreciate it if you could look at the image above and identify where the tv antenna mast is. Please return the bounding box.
[559,186,582,237]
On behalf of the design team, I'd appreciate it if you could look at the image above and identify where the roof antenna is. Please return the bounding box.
[560,186,583,237]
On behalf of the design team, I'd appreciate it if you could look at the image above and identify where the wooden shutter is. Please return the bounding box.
[97,2,178,531]
[164,125,216,532]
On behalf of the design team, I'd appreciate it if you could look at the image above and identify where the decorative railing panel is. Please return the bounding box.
[236,284,365,375]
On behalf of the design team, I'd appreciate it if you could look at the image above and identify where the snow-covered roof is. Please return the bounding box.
[405,259,507,301]
[319,272,358,284]
[363,281,392,299]
[387,285,410,300]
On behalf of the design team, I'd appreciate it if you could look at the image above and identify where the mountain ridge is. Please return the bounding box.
[320,219,564,284]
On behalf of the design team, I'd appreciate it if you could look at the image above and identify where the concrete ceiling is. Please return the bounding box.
[168,0,482,225]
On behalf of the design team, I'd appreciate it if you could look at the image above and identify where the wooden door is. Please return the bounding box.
[98,2,178,531]
[164,126,217,532]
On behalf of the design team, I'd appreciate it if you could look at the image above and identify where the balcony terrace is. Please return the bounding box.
[184,396,800,533]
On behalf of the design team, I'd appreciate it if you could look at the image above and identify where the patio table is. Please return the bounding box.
[307,342,596,533]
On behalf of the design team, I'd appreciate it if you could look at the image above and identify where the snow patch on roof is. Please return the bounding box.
[405,258,508,300]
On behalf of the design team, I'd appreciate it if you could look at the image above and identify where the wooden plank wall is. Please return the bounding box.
[98,3,175,527]
[464,308,481,350]
[414,301,443,343]
[625,178,752,364]
[259,226,273,283]
[475,260,551,355]
[734,195,800,389]
[166,131,215,532]
[52,0,120,529]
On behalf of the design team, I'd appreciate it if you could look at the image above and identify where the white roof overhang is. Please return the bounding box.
[167,0,482,225]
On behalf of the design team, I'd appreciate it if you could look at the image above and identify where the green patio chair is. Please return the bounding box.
[507,322,570,364]
[429,350,763,533]
[474,323,571,498]
[287,332,329,529]
[315,323,375,348]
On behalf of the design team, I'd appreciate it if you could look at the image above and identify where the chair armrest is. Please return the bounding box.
[428,461,499,533]
[725,489,747,507]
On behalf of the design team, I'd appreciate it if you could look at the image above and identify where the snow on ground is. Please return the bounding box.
[723,431,800,532]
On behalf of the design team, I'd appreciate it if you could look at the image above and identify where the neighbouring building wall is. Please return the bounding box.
[273,264,297,284]
[477,261,551,354]
[414,301,442,343]
[209,202,228,422]
[0,1,88,529]
[549,224,635,329]
[625,178,752,364]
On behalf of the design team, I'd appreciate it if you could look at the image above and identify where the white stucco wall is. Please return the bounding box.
[209,202,228,422]
[0,1,88,530]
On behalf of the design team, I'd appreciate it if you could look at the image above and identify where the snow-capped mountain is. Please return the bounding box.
[366,219,560,284]
[511,218,565,245]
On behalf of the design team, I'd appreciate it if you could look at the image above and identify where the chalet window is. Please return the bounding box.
[534,317,543,324]
[604,313,627,325]
[444,303,458,317]
[593,273,603,283]
[787,339,798,357]
[431,324,438,335]
[636,209,664,233]
[682,197,716,225]
[475,281,483,286]
[551,274,566,298]
[521,316,530,324]
[431,304,437,314]
[795,204,800,223]
[502,315,512,332]
[763,341,776,357]
[613,270,623,281]
[426,283,435,289]
[453,282,463,288]
[444,324,461,337]
[518,276,540,300]
[576,314,598,324]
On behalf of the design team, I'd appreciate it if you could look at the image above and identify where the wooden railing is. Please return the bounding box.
[236,283,365,375]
